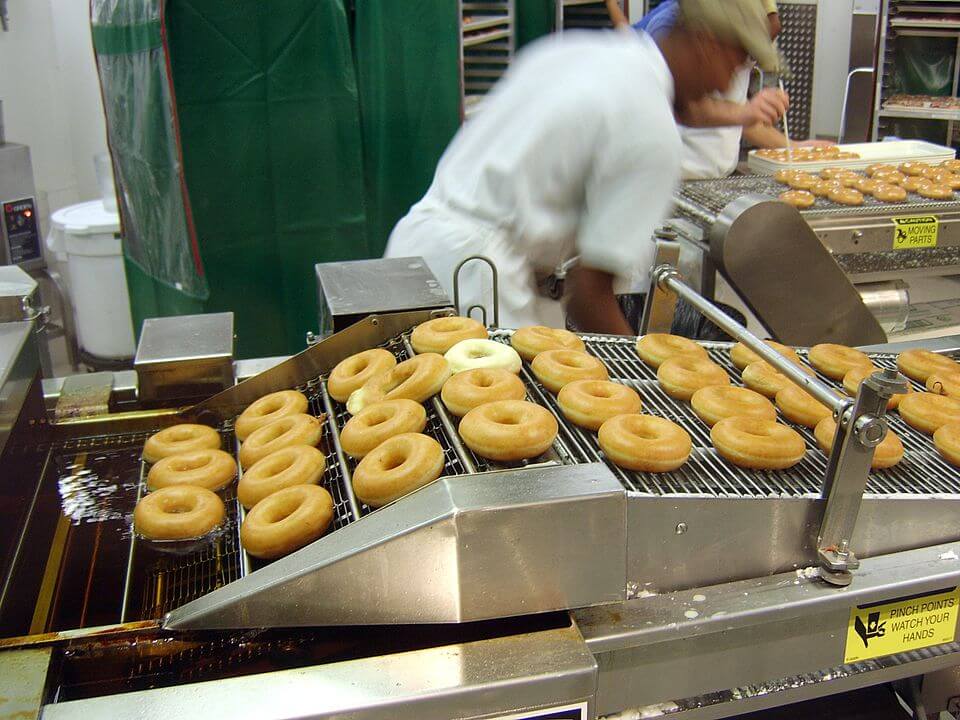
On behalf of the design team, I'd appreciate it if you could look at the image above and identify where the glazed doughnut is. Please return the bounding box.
[921,165,944,180]
[711,417,806,470]
[778,190,815,208]
[899,161,929,176]
[352,432,445,506]
[787,173,818,191]
[873,170,906,185]
[346,353,451,414]
[444,338,522,374]
[340,399,427,458]
[774,168,800,184]
[866,163,897,177]
[690,385,776,427]
[240,484,334,559]
[828,187,864,205]
[836,152,861,159]
[328,349,397,403]
[598,414,691,472]
[239,413,323,468]
[235,390,308,441]
[410,316,487,354]
[636,333,708,368]
[855,177,881,195]
[730,340,801,370]
[918,183,953,200]
[934,422,960,466]
[941,159,960,173]
[238,445,326,508]
[775,384,833,428]
[510,326,585,361]
[928,371,960,398]
[814,417,904,470]
[134,485,225,541]
[898,392,960,435]
[557,379,641,431]
[143,424,221,464]
[657,355,730,401]
[927,170,960,190]
[811,180,841,197]
[902,176,928,193]
[147,449,237,492]
[821,167,856,180]
[741,360,815,398]
[441,368,526,417]
[531,349,609,393]
[808,343,872,380]
[897,349,960,382]
[872,183,907,203]
[458,400,558,461]
[844,365,909,409]
[838,174,864,188]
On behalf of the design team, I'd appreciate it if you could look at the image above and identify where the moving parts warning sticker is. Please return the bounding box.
[892,215,938,249]
[844,587,960,663]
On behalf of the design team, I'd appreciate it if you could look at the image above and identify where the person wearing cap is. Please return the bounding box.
[632,0,831,179]
[384,0,781,334]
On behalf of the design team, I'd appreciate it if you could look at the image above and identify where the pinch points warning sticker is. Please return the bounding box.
[844,587,960,663]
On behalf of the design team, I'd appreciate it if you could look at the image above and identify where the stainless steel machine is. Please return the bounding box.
[2,268,960,719]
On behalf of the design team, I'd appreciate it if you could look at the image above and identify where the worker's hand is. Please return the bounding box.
[796,139,835,148]
[739,88,789,127]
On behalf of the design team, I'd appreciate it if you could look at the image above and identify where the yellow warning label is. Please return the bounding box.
[844,587,960,663]
[892,215,939,249]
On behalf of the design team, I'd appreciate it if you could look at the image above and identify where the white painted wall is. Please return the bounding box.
[811,0,855,138]
[0,0,109,234]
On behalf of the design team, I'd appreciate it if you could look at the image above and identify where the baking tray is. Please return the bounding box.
[747,140,956,175]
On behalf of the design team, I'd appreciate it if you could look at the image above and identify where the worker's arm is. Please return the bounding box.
[742,123,836,149]
[565,266,633,335]
[679,87,788,128]
[604,0,630,28]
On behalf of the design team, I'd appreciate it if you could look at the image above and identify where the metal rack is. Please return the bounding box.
[555,0,626,31]
[459,0,515,119]
[873,0,960,144]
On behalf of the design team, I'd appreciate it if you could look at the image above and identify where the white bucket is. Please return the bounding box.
[48,200,136,359]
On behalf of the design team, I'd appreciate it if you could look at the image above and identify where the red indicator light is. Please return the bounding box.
[24,210,32,218]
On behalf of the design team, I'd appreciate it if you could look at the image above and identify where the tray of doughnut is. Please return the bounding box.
[748,140,954,175]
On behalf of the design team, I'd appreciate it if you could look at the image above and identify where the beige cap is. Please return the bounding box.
[679,0,784,73]
[763,0,778,14]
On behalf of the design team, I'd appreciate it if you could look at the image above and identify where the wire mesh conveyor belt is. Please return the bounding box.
[61,329,958,627]
[677,175,960,219]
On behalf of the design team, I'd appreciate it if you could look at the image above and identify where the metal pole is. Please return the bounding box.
[652,266,850,415]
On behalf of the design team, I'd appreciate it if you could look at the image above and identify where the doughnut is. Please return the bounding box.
[897,349,960,382]
[898,392,960,435]
[340,399,427,459]
[690,385,776,427]
[811,180,841,197]
[458,400,558,461]
[352,432,445,506]
[238,446,325,508]
[741,360,815,398]
[444,338,522,374]
[787,173,818,191]
[814,417,904,470]
[531,349,609,393]
[774,168,800,184]
[441,368,526,417]
[928,371,960,398]
[873,170,906,185]
[711,416,806,470]
[328,349,397,403]
[143,424,221,464]
[598,414,691,472]
[730,340,801,370]
[134,485,225,541]
[147,449,237,491]
[510,326,585,361]
[821,167,856,180]
[902,176,928,193]
[657,355,730,401]
[926,170,960,190]
[940,159,960,173]
[346,353,451,414]
[235,390,308,441]
[808,343,873,380]
[828,187,864,205]
[872,183,907,203]
[239,413,323,468]
[921,165,944,180]
[866,163,896,177]
[844,365,909,409]
[838,174,864,188]
[240,484,334,559]
[410,316,487,354]
[778,190,815,208]
[918,183,953,200]
[775,384,833,428]
[836,152,860,159]
[855,177,881,195]
[934,422,960,466]
[899,161,929,176]
[636,333,708,368]
[557,379,641,431]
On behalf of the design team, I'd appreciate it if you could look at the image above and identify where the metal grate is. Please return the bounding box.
[776,2,817,143]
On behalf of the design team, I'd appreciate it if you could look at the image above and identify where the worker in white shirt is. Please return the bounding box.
[385,0,783,334]
[633,0,832,180]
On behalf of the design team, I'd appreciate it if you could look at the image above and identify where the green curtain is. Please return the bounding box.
[354,0,462,255]
[516,0,555,49]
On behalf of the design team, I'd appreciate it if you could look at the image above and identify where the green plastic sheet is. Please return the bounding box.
[516,0,555,49]
[354,0,462,254]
